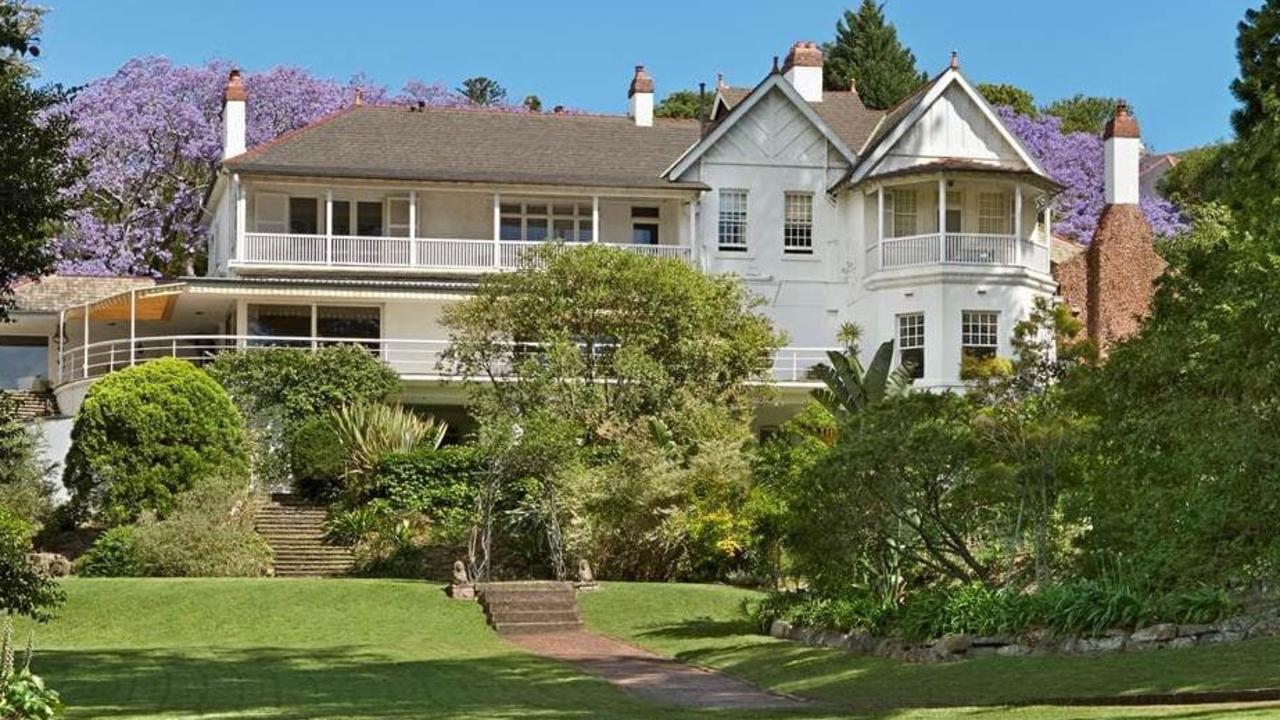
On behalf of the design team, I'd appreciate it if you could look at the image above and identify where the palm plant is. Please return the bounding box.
[329,403,447,500]
[809,335,913,422]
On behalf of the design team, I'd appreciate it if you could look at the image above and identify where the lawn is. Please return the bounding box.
[12,578,1280,719]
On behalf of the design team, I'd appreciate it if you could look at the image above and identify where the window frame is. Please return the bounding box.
[888,189,918,238]
[783,191,814,255]
[978,192,1012,235]
[500,201,594,243]
[717,189,748,252]
[897,312,925,380]
[961,310,1000,361]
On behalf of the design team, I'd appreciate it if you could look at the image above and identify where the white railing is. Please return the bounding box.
[57,334,836,388]
[877,232,1048,272]
[239,234,694,271]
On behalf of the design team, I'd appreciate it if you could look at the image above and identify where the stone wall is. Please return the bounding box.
[767,606,1280,663]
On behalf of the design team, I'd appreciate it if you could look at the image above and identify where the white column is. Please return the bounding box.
[129,289,137,366]
[688,199,698,268]
[57,309,64,384]
[234,174,246,262]
[1045,204,1052,241]
[325,190,333,266]
[235,300,248,349]
[876,185,885,269]
[81,305,89,378]
[408,190,417,267]
[591,195,600,243]
[492,192,501,267]
[1014,184,1023,266]
[937,178,947,262]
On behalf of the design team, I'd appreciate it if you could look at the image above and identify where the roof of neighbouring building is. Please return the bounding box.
[715,86,885,154]
[1050,234,1086,264]
[10,275,157,314]
[223,105,708,190]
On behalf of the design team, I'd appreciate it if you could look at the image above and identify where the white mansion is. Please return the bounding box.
[3,41,1155,461]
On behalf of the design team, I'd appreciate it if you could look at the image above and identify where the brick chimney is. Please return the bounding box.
[783,41,823,102]
[628,65,654,127]
[222,69,247,160]
[1085,102,1164,354]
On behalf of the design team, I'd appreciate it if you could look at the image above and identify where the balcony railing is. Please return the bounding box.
[238,233,693,271]
[872,232,1049,272]
[57,335,835,387]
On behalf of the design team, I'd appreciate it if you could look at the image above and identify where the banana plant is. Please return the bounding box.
[809,338,913,422]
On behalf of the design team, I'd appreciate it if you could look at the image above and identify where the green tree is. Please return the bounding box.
[63,358,249,525]
[0,396,54,529]
[654,89,710,120]
[977,82,1037,117]
[810,333,911,423]
[823,0,927,109]
[1042,94,1127,135]
[1230,0,1280,136]
[1158,143,1233,208]
[0,507,63,621]
[457,76,507,106]
[0,2,78,319]
[522,94,541,112]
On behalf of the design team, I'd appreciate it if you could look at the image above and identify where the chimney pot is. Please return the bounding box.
[1103,101,1140,140]
[949,51,960,70]
[782,41,823,102]
[223,69,246,102]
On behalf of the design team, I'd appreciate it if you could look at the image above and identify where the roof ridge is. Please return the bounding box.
[355,102,702,125]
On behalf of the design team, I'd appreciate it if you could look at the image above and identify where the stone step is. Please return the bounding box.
[491,620,584,635]
[255,497,352,577]
[487,609,582,625]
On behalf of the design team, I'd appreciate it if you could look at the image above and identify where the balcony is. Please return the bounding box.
[237,234,693,272]
[56,335,835,388]
[871,232,1050,272]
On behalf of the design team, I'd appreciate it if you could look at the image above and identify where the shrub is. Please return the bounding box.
[77,526,141,578]
[130,475,271,577]
[286,417,345,501]
[63,359,248,525]
[329,403,447,501]
[0,507,64,622]
[0,396,56,530]
[377,445,485,531]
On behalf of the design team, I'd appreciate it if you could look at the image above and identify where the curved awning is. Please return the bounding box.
[63,283,187,322]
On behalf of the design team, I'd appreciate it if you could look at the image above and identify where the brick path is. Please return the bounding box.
[508,630,806,710]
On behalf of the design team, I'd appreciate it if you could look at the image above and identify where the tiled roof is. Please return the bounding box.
[715,87,884,155]
[1051,234,1086,264]
[224,106,706,191]
[848,158,1065,192]
[10,276,157,314]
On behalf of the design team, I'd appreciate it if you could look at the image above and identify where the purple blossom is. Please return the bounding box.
[996,107,1187,242]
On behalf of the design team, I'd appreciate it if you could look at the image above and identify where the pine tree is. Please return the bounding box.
[1230,0,1280,136]
[823,0,927,109]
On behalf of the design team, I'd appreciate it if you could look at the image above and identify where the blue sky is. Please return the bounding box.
[37,0,1253,151]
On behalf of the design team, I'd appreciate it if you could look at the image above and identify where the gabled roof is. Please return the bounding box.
[663,72,871,182]
[224,105,707,191]
[840,66,1051,190]
[712,86,884,153]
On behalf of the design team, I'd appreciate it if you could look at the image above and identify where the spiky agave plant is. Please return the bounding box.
[329,403,448,500]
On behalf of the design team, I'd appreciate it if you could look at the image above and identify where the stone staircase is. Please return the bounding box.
[479,581,584,635]
[255,494,355,577]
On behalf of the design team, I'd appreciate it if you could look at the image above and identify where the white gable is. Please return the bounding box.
[704,87,845,170]
[875,84,1027,174]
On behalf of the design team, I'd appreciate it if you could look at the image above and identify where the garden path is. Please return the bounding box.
[508,629,807,710]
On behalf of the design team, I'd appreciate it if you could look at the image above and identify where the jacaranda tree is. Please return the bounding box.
[996,107,1185,243]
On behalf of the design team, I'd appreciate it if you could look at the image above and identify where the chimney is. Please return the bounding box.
[222,69,246,160]
[1085,102,1164,355]
[783,41,823,102]
[1103,102,1141,205]
[628,65,654,127]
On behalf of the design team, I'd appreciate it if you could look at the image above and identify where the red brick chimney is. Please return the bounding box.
[1084,103,1165,354]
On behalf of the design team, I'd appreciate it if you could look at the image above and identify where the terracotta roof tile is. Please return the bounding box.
[11,276,156,314]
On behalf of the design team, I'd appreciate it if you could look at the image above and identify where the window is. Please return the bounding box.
[356,201,383,236]
[718,189,748,251]
[247,304,312,346]
[0,336,47,390]
[783,192,813,254]
[897,313,925,380]
[331,201,351,236]
[631,207,659,245]
[248,305,381,348]
[978,193,1012,235]
[500,202,593,242]
[888,189,917,237]
[387,198,412,238]
[289,197,319,234]
[945,191,963,233]
[254,193,288,234]
[961,310,999,361]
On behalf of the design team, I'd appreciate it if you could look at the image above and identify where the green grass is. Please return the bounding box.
[12,578,1280,719]
[581,582,1280,711]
